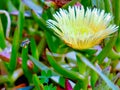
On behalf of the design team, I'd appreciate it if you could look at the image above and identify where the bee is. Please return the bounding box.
[20,38,30,48]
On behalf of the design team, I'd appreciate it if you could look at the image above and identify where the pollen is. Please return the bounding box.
[47,6,118,50]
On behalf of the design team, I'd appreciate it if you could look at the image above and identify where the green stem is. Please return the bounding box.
[33,74,44,90]
[0,18,6,49]
[22,46,32,82]
[46,51,85,80]
[9,1,24,72]
[76,55,86,75]
[104,0,112,13]
[9,29,19,72]
[77,53,119,90]
[108,49,120,59]
[114,0,120,26]
[18,1,25,39]
[0,10,11,39]
[113,0,120,51]
[92,35,117,64]
[37,36,46,57]
[98,0,105,10]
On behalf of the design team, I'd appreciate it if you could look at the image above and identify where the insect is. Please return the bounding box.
[20,38,30,48]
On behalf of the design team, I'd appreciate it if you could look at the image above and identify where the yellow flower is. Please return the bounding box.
[47,6,118,49]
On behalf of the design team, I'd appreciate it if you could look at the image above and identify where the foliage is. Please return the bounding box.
[0,0,120,90]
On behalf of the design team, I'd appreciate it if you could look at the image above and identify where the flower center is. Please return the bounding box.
[79,25,93,35]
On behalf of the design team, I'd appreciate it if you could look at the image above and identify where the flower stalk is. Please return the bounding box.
[0,10,11,39]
